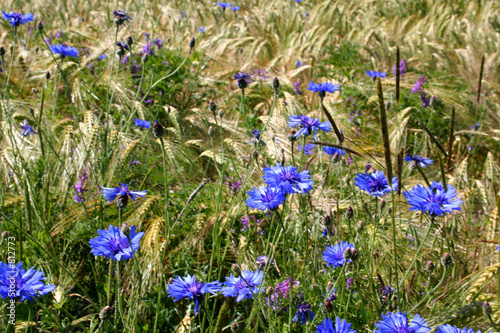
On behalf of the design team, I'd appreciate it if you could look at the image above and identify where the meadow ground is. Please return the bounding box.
[0,0,500,332]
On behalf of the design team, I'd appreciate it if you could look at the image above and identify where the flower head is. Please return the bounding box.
[266,277,300,312]
[116,41,129,51]
[230,6,240,11]
[134,119,151,129]
[393,59,407,77]
[323,146,346,158]
[97,54,107,60]
[19,119,37,136]
[248,129,265,147]
[366,70,387,79]
[198,26,206,33]
[225,176,244,195]
[288,114,331,140]
[374,312,431,333]
[404,154,433,168]
[246,186,286,212]
[101,183,147,205]
[234,72,250,89]
[89,224,144,261]
[316,317,357,333]
[323,241,356,268]
[435,324,480,333]
[113,10,132,25]
[167,274,221,314]
[403,182,462,217]
[221,269,263,302]
[471,122,480,131]
[0,262,55,301]
[412,76,426,93]
[298,144,316,155]
[217,2,232,9]
[50,44,79,58]
[293,298,315,324]
[307,81,340,98]
[354,170,398,197]
[263,164,314,194]
[1,11,34,27]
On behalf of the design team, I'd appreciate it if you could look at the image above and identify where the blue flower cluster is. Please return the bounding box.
[288,114,331,140]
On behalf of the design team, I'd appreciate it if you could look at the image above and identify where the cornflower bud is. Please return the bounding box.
[153,121,165,138]
[441,253,453,267]
[126,36,133,46]
[483,301,492,316]
[45,71,51,80]
[37,21,44,32]
[287,129,297,142]
[209,100,217,115]
[208,126,215,137]
[189,37,195,49]
[343,247,353,260]
[273,77,280,93]
[99,306,115,320]
[218,109,225,119]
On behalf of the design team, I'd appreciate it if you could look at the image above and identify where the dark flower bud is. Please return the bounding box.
[357,221,365,232]
[273,77,280,93]
[324,214,332,225]
[425,260,435,272]
[114,18,124,26]
[251,149,259,159]
[45,71,51,80]
[386,101,391,110]
[116,195,128,210]
[346,206,353,219]
[208,126,215,137]
[287,130,297,142]
[142,54,149,64]
[120,223,131,237]
[117,48,126,57]
[126,36,133,46]
[1,231,8,240]
[153,121,165,138]
[483,301,492,316]
[159,89,165,97]
[350,249,359,261]
[441,253,453,267]
[34,46,40,54]
[189,37,195,49]
[380,199,386,210]
[343,247,353,260]
[209,100,216,114]
[99,306,115,320]
[373,251,379,259]
[218,109,225,118]
[0,47,5,57]
[37,21,44,32]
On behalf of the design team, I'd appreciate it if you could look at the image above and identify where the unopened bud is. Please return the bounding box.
[373,251,379,259]
[357,221,365,232]
[218,109,225,118]
[153,121,165,138]
[120,223,131,237]
[142,54,149,63]
[117,48,126,57]
[273,77,280,93]
[324,214,332,225]
[266,286,274,295]
[483,301,492,316]
[99,306,115,320]
[34,46,40,54]
[343,247,353,260]
[208,126,215,136]
[346,206,353,219]
[327,281,334,289]
[287,130,297,142]
[231,263,240,274]
[189,37,195,49]
[350,249,359,261]
[126,36,133,46]
[425,260,435,272]
[1,231,9,240]
[441,253,453,267]
[0,47,5,57]
[251,149,259,159]
[45,71,51,80]
[209,101,216,114]
[37,21,44,32]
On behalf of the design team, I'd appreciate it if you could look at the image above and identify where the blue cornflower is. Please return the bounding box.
[323,241,355,268]
[354,170,398,197]
[436,325,479,333]
[221,269,263,302]
[323,146,346,158]
[262,163,314,194]
[436,325,480,333]
[1,11,34,27]
[298,143,316,155]
[297,60,302,67]
[403,181,462,217]
[198,26,206,33]
[231,6,240,11]
[89,224,144,261]
[404,154,433,168]
[19,119,37,136]
[234,72,250,89]
[116,42,129,51]
[134,118,151,129]
[50,44,79,58]
[293,298,315,324]
[471,122,479,131]
[316,317,357,333]
[218,2,232,9]
[374,312,430,333]
[167,274,221,314]
[366,70,387,80]
[288,114,331,140]
[113,10,132,23]
[101,183,147,204]
[97,54,107,60]
[0,262,55,302]
[307,81,340,97]
[246,186,286,212]
[248,129,265,147]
